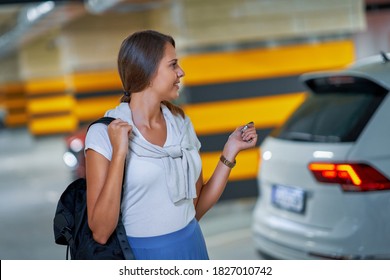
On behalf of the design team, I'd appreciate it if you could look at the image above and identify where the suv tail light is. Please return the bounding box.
[308,163,390,192]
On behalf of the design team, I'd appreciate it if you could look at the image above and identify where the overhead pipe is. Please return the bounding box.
[0,1,85,59]
[84,0,127,14]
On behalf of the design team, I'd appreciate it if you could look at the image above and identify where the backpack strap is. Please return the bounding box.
[87,117,116,131]
[116,212,134,259]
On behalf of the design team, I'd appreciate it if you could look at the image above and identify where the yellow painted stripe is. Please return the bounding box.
[201,148,260,181]
[27,95,75,115]
[75,96,121,122]
[29,114,78,135]
[72,71,122,93]
[181,40,354,86]
[183,92,306,135]
[25,77,69,96]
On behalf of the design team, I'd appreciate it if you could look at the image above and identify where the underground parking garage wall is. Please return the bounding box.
[17,39,354,199]
[0,53,26,128]
[0,82,26,128]
[0,0,364,135]
[180,39,355,199]
[19,33,78,136]
[58,11,149,127]
[66,0,361,199]
[0,0,363,198]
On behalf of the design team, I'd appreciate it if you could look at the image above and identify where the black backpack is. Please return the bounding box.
[53,117,135,260]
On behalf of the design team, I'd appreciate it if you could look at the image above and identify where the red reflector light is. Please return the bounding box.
[308,163,390,192]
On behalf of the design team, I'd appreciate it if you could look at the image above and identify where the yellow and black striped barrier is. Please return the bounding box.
[7,39,354,201]
[23,71,123,136]
[181,39,355,200]
[25,76,77,136]
[0,82,27,127]
[72,70,123,125]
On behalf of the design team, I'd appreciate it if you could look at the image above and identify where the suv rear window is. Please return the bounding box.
[272,76,388,143]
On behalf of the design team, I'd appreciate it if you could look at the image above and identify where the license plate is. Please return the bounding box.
[271,185,306,214]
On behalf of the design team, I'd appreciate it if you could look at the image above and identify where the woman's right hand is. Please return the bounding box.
[107,118,132,156]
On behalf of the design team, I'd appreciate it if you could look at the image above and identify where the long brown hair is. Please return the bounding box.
[117,30,184,118]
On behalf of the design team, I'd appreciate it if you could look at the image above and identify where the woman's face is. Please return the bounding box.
[150,42,185,101]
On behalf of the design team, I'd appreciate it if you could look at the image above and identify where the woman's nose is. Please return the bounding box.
[177,66,185,78]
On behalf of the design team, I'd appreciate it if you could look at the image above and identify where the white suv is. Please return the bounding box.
[252,53,390,259]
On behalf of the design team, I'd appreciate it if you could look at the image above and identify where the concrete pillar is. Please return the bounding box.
[0,53,26,127]
[58,12,150,124]
[19,32,77,135]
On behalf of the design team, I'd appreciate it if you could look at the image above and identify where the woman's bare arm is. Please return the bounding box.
[194,123,257,220]
[86,119,132,244]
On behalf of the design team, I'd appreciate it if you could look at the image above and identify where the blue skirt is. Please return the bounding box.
[127,219,209,260]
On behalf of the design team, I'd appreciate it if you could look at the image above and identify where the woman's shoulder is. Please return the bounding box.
[84,120,112,160]
[85,122,110,144]
[87,121,109,134]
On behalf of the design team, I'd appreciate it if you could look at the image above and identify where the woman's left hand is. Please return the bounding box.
[226,122,258,154]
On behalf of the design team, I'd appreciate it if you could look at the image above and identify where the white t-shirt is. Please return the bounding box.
[85,103,202,237]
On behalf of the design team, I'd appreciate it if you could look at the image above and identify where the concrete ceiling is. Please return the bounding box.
[0,0,388,59]
[0,0,164,59]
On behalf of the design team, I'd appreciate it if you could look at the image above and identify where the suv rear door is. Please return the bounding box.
[260,75,388,228]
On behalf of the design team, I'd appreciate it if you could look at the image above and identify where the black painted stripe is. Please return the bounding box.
[30,111,71,119]
[5,92,24,98]
[366,3,390,11]
[198,128,272,153]
[75,89,122,100]
[219,178,259,201]
[26,91,70,99]
[183,75,305,104]
[7,108,26,114]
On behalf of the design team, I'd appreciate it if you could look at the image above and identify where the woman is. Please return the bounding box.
[85,30,257,260]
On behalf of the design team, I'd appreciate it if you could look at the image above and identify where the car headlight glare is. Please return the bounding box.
[63,152,78,168]
[70,139,84,153]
